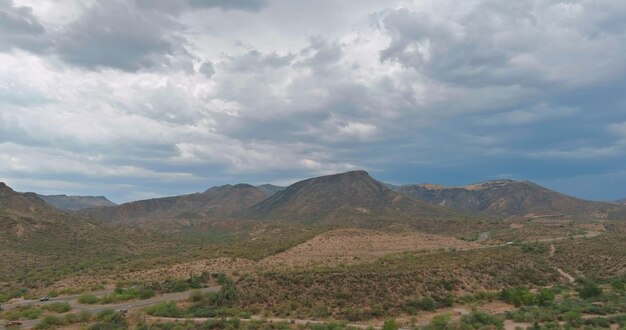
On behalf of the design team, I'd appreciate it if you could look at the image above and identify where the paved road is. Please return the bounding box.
[0,286,220,329]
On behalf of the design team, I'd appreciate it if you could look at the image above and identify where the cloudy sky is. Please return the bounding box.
[1,0,626,203]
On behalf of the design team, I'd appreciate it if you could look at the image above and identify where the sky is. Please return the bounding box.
[1,0,626,203]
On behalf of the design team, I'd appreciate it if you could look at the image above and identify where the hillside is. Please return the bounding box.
[79,184,266,222]
[38,194,117,211]
[397,180,619,218]
[239,171,496,235]
[0,182,162,287]
[256,184,285,197]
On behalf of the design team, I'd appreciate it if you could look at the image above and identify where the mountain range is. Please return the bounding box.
[238,170,492,234]
[37,194,117,211]
[395,180,618,218]
[79,184,267,223]
[5,171,626,234]
[3,170,626,285]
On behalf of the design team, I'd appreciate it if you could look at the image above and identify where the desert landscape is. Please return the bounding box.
[2,0,626,329]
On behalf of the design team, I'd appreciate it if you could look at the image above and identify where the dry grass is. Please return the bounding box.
[258,229,480,269]
[551,233,626,279]
[49,258,256,291]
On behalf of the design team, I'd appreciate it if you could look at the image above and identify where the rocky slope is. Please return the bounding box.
[239,171,495,234]
[38,194,117,211]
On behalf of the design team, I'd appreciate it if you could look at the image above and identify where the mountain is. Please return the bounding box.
[38,194,117,211]
[0,182,155,286]
[0,182,62,224]
[79,184,266,222]
[397,180,618,218]
[239,171,495,234]
[256,184,285,197]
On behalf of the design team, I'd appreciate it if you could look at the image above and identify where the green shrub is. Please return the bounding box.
[35,316,64,329]
[89,311,127,330]
[426,314,451,330]
[460,311,504,329]
[78,294,99,304]
[563,310,582,327]
[611,279,625,292]
[577,281,603,299]
[420,296,437,311]
[382,319,399,330]
[144,302,184,318]
[42,302,71,313]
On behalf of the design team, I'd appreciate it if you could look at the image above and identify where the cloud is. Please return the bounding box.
[1,0,626,202]
[135,0,268,13]
[377,2,626,88]
[0,0,53,53]
[187,0,268,12]
[54,1,188,72]
[226,50,294,72]
[199,61,215,78]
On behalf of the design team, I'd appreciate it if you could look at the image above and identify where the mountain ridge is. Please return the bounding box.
[79,183,266,222]
[38,194,117,211]
[238,171,495,234]
[397,179,619,218]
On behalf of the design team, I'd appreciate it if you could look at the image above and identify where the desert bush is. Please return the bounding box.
[382,319,399,330]
[35,315,64,329]
[459,311,504,329]
[611,279,625,292]
[42,302,71,313]
[78,294,99,304]
[577,281,603,299]
[144,302,184,318]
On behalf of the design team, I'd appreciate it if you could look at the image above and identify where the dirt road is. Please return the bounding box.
[147,315,380,329]
[0,286,220,329]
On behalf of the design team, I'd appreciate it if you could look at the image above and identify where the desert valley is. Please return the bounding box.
[2,0,626,329]
[2,171,626,329]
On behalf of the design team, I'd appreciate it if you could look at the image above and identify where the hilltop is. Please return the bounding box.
[38,194,117,211]
[255,184,285,197]
[239,171,495,234]
[397,180,619,218]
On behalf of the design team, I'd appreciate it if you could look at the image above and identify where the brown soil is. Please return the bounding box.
[257,228,481,269]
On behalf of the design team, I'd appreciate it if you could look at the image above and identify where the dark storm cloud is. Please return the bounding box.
[54,1,185,72]
[0,0,269,72]
[0,0,53,53]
